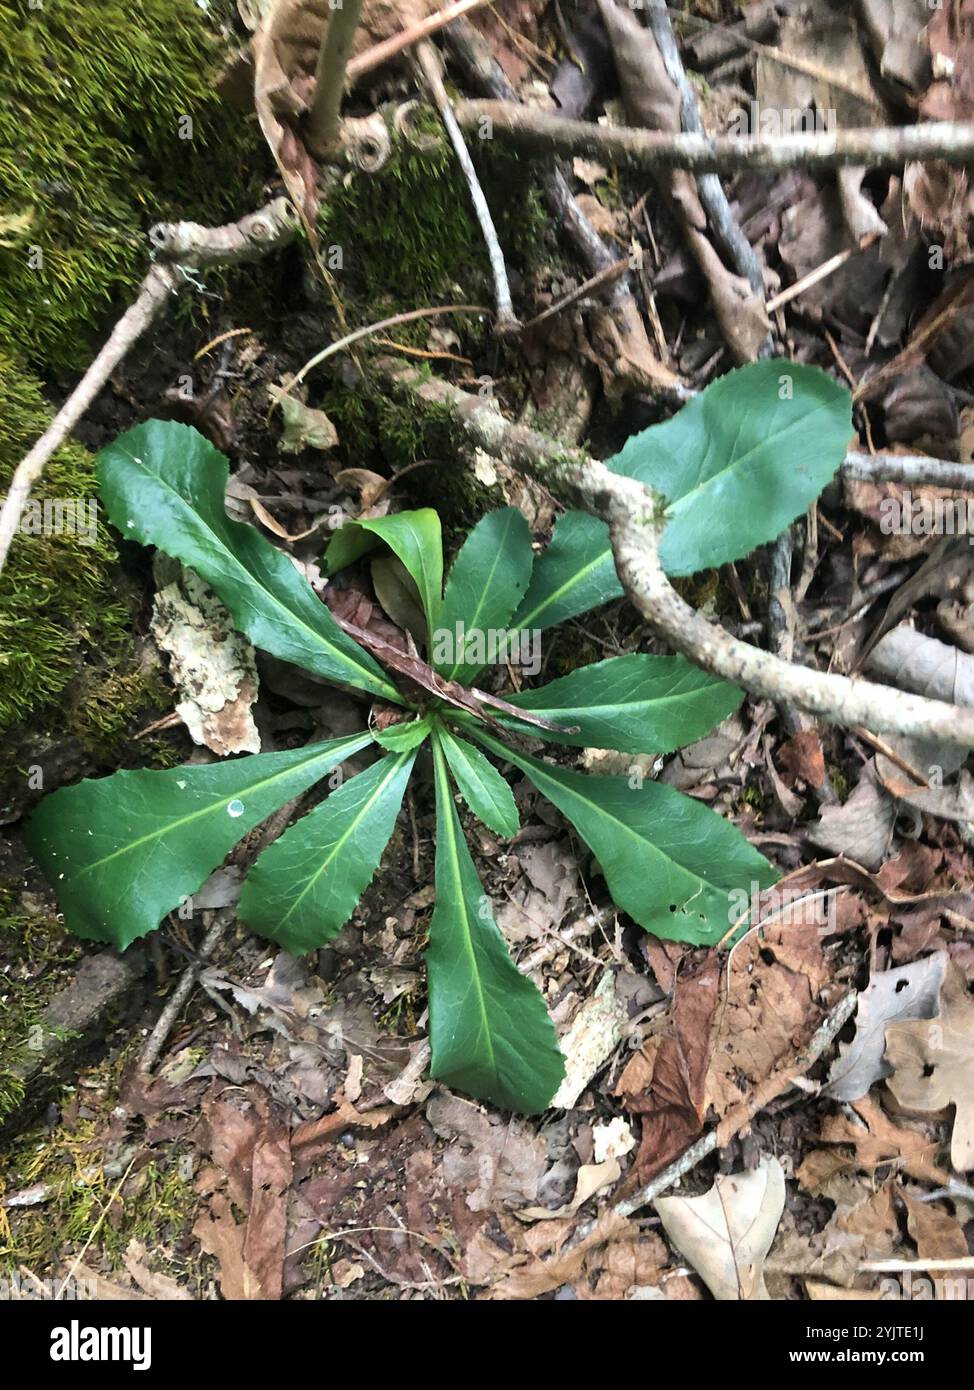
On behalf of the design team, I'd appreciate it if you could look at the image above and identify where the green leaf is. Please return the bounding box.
[434,507,534,682]
[97,420,398,702]
[25,733,372,950]
[472,729,777,946]
[608,359,852,577]
[239,749,415,954]
[434,724,519,837]
[510,510,622,633]
[373,714,434,752]
[326,509,443,633]
[500,654,743,752]
[426,737,565,1112]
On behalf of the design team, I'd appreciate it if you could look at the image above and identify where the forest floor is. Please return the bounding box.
[1,0,974,1304]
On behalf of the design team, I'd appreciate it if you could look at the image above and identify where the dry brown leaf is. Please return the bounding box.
[625,958,719,1183]
[486,1208,631,1299]
[655,1157,786,1301]
[901,1192,969,1261]
[705,916,828,1118]
[885,962,974,1170]
[122,1240,194,1301]
[426,1090,547,1211]
[825,951,948,1102]
[797,1094,951,1191]
[194,1195,264,1301]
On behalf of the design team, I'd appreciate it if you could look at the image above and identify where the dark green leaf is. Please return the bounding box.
[472,729,777,946]
[608,359,852,576]
[434,507,534,682]
[510,510,622,633]
[326,509,443,632]
[500,654,743,752]
[426,737,564,1112]
[239,750,415,954]
[25,733,372,950]
[434,724,519,837]
[97,421,397,701]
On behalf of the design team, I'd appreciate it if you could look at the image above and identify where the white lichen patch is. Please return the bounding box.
[150,557,261,756]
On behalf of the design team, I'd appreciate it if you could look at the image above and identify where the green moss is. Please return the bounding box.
[318,138,550,342]
[0,0,264,374]
[1,1114,196,1273]
[0,360,148,738]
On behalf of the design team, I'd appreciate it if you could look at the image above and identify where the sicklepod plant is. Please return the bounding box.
[25,359,852,1112]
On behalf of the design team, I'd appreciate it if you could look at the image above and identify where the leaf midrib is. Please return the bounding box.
[114,447,399,702]
[475,730,711,898]
[275,752,411,925]
[440,512,516,682]
[650,400,830,519]
[514,546,614,632]
[72,734,369,880]
[432,735,497,1078]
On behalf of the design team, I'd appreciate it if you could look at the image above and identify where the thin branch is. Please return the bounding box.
[0,198,298,577]
[454,103,974,173]
[381,361,974,749]
[766,233,881,315]
[347,0,492,82]
[644,0,767,308]
[843,450,974,490]
[414,40,519,332]
[307,0,365,159]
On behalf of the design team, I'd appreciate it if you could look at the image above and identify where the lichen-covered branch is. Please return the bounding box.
[382,361,974,749]
[454,102,974,173]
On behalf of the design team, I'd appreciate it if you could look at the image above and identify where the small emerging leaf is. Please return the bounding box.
[426,738,564,1112]
[25,732,371,950]
[500,654,743,752]
[239,749,415,954]
[373,714,434,752]
[473,729,777,946]
[326,509,443,634]
[434,723,519,837]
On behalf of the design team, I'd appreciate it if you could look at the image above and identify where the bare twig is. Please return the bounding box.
[307,0,365,158]
[454,103,974,173]
[137,915,226,1073]
[0,198,299,577]
[643,0,767,312]
[765,233,881,314]
[347,0,492,82]
[0,265,176,574]
[520,257,631,331]
[414,41,518,332]
[843,450,974,490]
[382,361,974,748]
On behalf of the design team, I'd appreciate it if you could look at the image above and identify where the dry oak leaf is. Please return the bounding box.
[654,1156,786,1301]
[705,917,828,1117]
[885,962,974,1171]
[825,951,948,1102]
[797,1094,950,1191]
[901,1191,969,1262]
